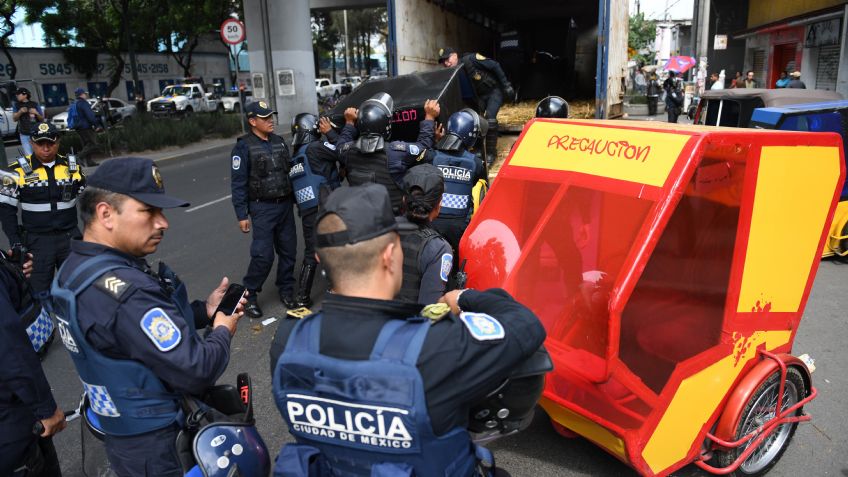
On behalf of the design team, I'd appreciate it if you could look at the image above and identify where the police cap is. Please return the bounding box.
[437,47,456,63]
[31,122,59,143]
[316,184,399,247]
[87,157,190,209]
[245,100,276,118]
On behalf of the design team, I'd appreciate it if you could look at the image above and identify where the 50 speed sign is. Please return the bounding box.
[221,18,246,45]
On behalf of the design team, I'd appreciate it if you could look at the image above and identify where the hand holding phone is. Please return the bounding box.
[215,283,247,317]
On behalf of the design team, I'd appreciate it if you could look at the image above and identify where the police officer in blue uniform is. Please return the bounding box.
[429,109,487,261]
[52,157,244,477]
[439,47,514,166]
[339,93,441,215]
[268,184,546,476]
[396,164,454,304]
[1,249,66,477]
[287,113,356,307]
[231,101,297,317]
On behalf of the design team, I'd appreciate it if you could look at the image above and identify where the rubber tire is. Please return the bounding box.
[713,367,805,476]
[837,220,848,257]
[233,103,241,113]
[183,106,194,119]
[217,104,224,114]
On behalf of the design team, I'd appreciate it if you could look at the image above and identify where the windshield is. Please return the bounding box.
[162,86,192,96]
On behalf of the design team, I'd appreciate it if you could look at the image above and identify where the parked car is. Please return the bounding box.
[51,97,137,130]
[221,90,254,113]
[694,88,842,127]
[147,83,223,117]
[315,78,342,99]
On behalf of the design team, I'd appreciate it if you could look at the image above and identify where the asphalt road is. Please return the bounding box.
[38,146,848,477]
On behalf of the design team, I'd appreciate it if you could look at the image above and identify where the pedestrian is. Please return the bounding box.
[429,108,487,266]
[268,183,547,476]
[52,157,245,477]
[286,113,354,307]
[12,88,45,157]
[744,70,757,88]
[0,122,85,306]
[438,47,515,166]
[339,92,440,215]
[396,164,454,304]
[634,68,647,95]
[775,71,790,88]
[647,73,660,116]
[730,71,742,88]
[663,71,683,123]
[0,249,66,477]
[231,101,297,318]
[709,72,725,90]
[788,71,807,89]
[70,88,100,167]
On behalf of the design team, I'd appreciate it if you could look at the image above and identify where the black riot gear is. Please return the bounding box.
[290,113,320,149]
[357,92,394,141]
[437,108,482,152]
[535,96,570,119]
[243,134,292,200]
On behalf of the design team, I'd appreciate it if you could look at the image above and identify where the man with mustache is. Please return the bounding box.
[52,157,244,476]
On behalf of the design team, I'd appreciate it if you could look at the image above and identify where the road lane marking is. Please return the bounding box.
[185,195,232,213]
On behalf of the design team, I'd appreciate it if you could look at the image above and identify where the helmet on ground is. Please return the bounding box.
[193,422,271,477]
[291,113,320,148]
[437,108,482,151]
[357,92,394,139]
[535,96,569,119]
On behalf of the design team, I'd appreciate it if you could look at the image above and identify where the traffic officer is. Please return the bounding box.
[52,157,244,477]
[396,164,453,304]
[231,101,297,318]
[268,184,546,476]
[429,108,487,261]
[0,122,85,304]
[439,47,514,166]
[535,96,569,119]
[287,113,355,307]
[1,249,66,477]
[339,93,440,215]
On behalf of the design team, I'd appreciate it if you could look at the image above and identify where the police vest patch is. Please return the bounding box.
[323,141,336,150]
[140,308,182,352]
[440,253,452,281]
[232,155,241,170]
[95,273,131,301]
[459,312,505,341]
[408,144,420,156]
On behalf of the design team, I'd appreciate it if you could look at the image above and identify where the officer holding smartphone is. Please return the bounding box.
[52,157,244,477]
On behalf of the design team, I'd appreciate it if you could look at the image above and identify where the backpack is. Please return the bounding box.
[67,102,79,129]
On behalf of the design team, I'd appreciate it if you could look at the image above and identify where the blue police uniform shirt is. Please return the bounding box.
[0,264,57,443]
[230,132,291,221]
[340,119,436,187]
[60,240,231,395]
[417,236,453,304]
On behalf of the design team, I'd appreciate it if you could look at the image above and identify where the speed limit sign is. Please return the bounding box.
[220,18,246,45]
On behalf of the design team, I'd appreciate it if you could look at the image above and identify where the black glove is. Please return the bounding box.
[503,84,515,101]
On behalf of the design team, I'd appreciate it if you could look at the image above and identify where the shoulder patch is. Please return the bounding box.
[475,53,487,61]
[439,253,453,281]
[459,312,505,341]
[323,141,336,151]
[408,144,420,156]
[140,308,182,352]
[341,142,352,152]
[94,273,132,301]
[391,142,407,152]
[231,155,241,170]
[421,303,451,323]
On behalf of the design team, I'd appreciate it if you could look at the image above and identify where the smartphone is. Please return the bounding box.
[215,284,246,316]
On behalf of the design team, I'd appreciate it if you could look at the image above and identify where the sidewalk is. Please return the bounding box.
[625,112,694,124]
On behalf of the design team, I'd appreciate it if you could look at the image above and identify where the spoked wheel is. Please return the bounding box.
[714,367,805,476]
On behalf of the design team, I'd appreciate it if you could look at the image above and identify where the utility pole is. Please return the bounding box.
[344,10,350,75]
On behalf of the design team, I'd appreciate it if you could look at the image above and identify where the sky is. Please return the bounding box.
[630,0,694,20]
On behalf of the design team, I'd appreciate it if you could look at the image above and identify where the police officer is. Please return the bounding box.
[288,113,355,307]
[429,109,487,260]
[439,47,514,166]
[339,93,440,215]
[268,184,546,476]
[52,157,244,477]
[0,122,85,304]
[535,96,569,119]
[396,164,453,304]
[1,249,66,477]
[231,101,297,318]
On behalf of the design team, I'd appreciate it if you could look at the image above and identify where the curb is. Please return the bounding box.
[151,142,235,164]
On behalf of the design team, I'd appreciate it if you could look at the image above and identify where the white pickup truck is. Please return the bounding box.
[147,83,223,117]
[315,78,342,99]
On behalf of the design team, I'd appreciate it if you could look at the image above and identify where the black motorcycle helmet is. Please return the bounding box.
[437,108,482,151]
[357,92,394,139]
[291,113,320,148]
[535,96,569,119]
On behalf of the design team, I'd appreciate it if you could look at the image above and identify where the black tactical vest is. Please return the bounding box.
[0,251,41,327]
[344,147,405,215]
[396,221,440,303]
[243,133,292,200]
[461,54,498,94]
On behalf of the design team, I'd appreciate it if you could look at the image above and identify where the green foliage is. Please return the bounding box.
[629,12,656,66]
[58,113,241,155]
[155,0,231,77]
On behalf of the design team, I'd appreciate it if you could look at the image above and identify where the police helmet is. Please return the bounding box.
[291,113,320,148]
[437,108,482,151]
[193,422,271,477]
[535,96,569,119]
[357,92,394,139]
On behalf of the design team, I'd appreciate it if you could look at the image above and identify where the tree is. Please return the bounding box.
[311,11,339,81]
[0,0,21,79]
[155,0,230,78]
[629,12,656,66]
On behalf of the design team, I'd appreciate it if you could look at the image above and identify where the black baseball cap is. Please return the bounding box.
[15,87,30,97]
[404,164,444,195]
[437,47,456,63]
[245,100,276,118]
[31,122,59,143]
[87,157,189,208]
[316,184,399,247]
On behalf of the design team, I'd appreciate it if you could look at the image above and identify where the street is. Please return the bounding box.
[40,145,848,477]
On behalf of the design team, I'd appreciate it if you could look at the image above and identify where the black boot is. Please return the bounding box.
[485,119,499,167]
[244,295,262,318]
[295,263,317,308]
